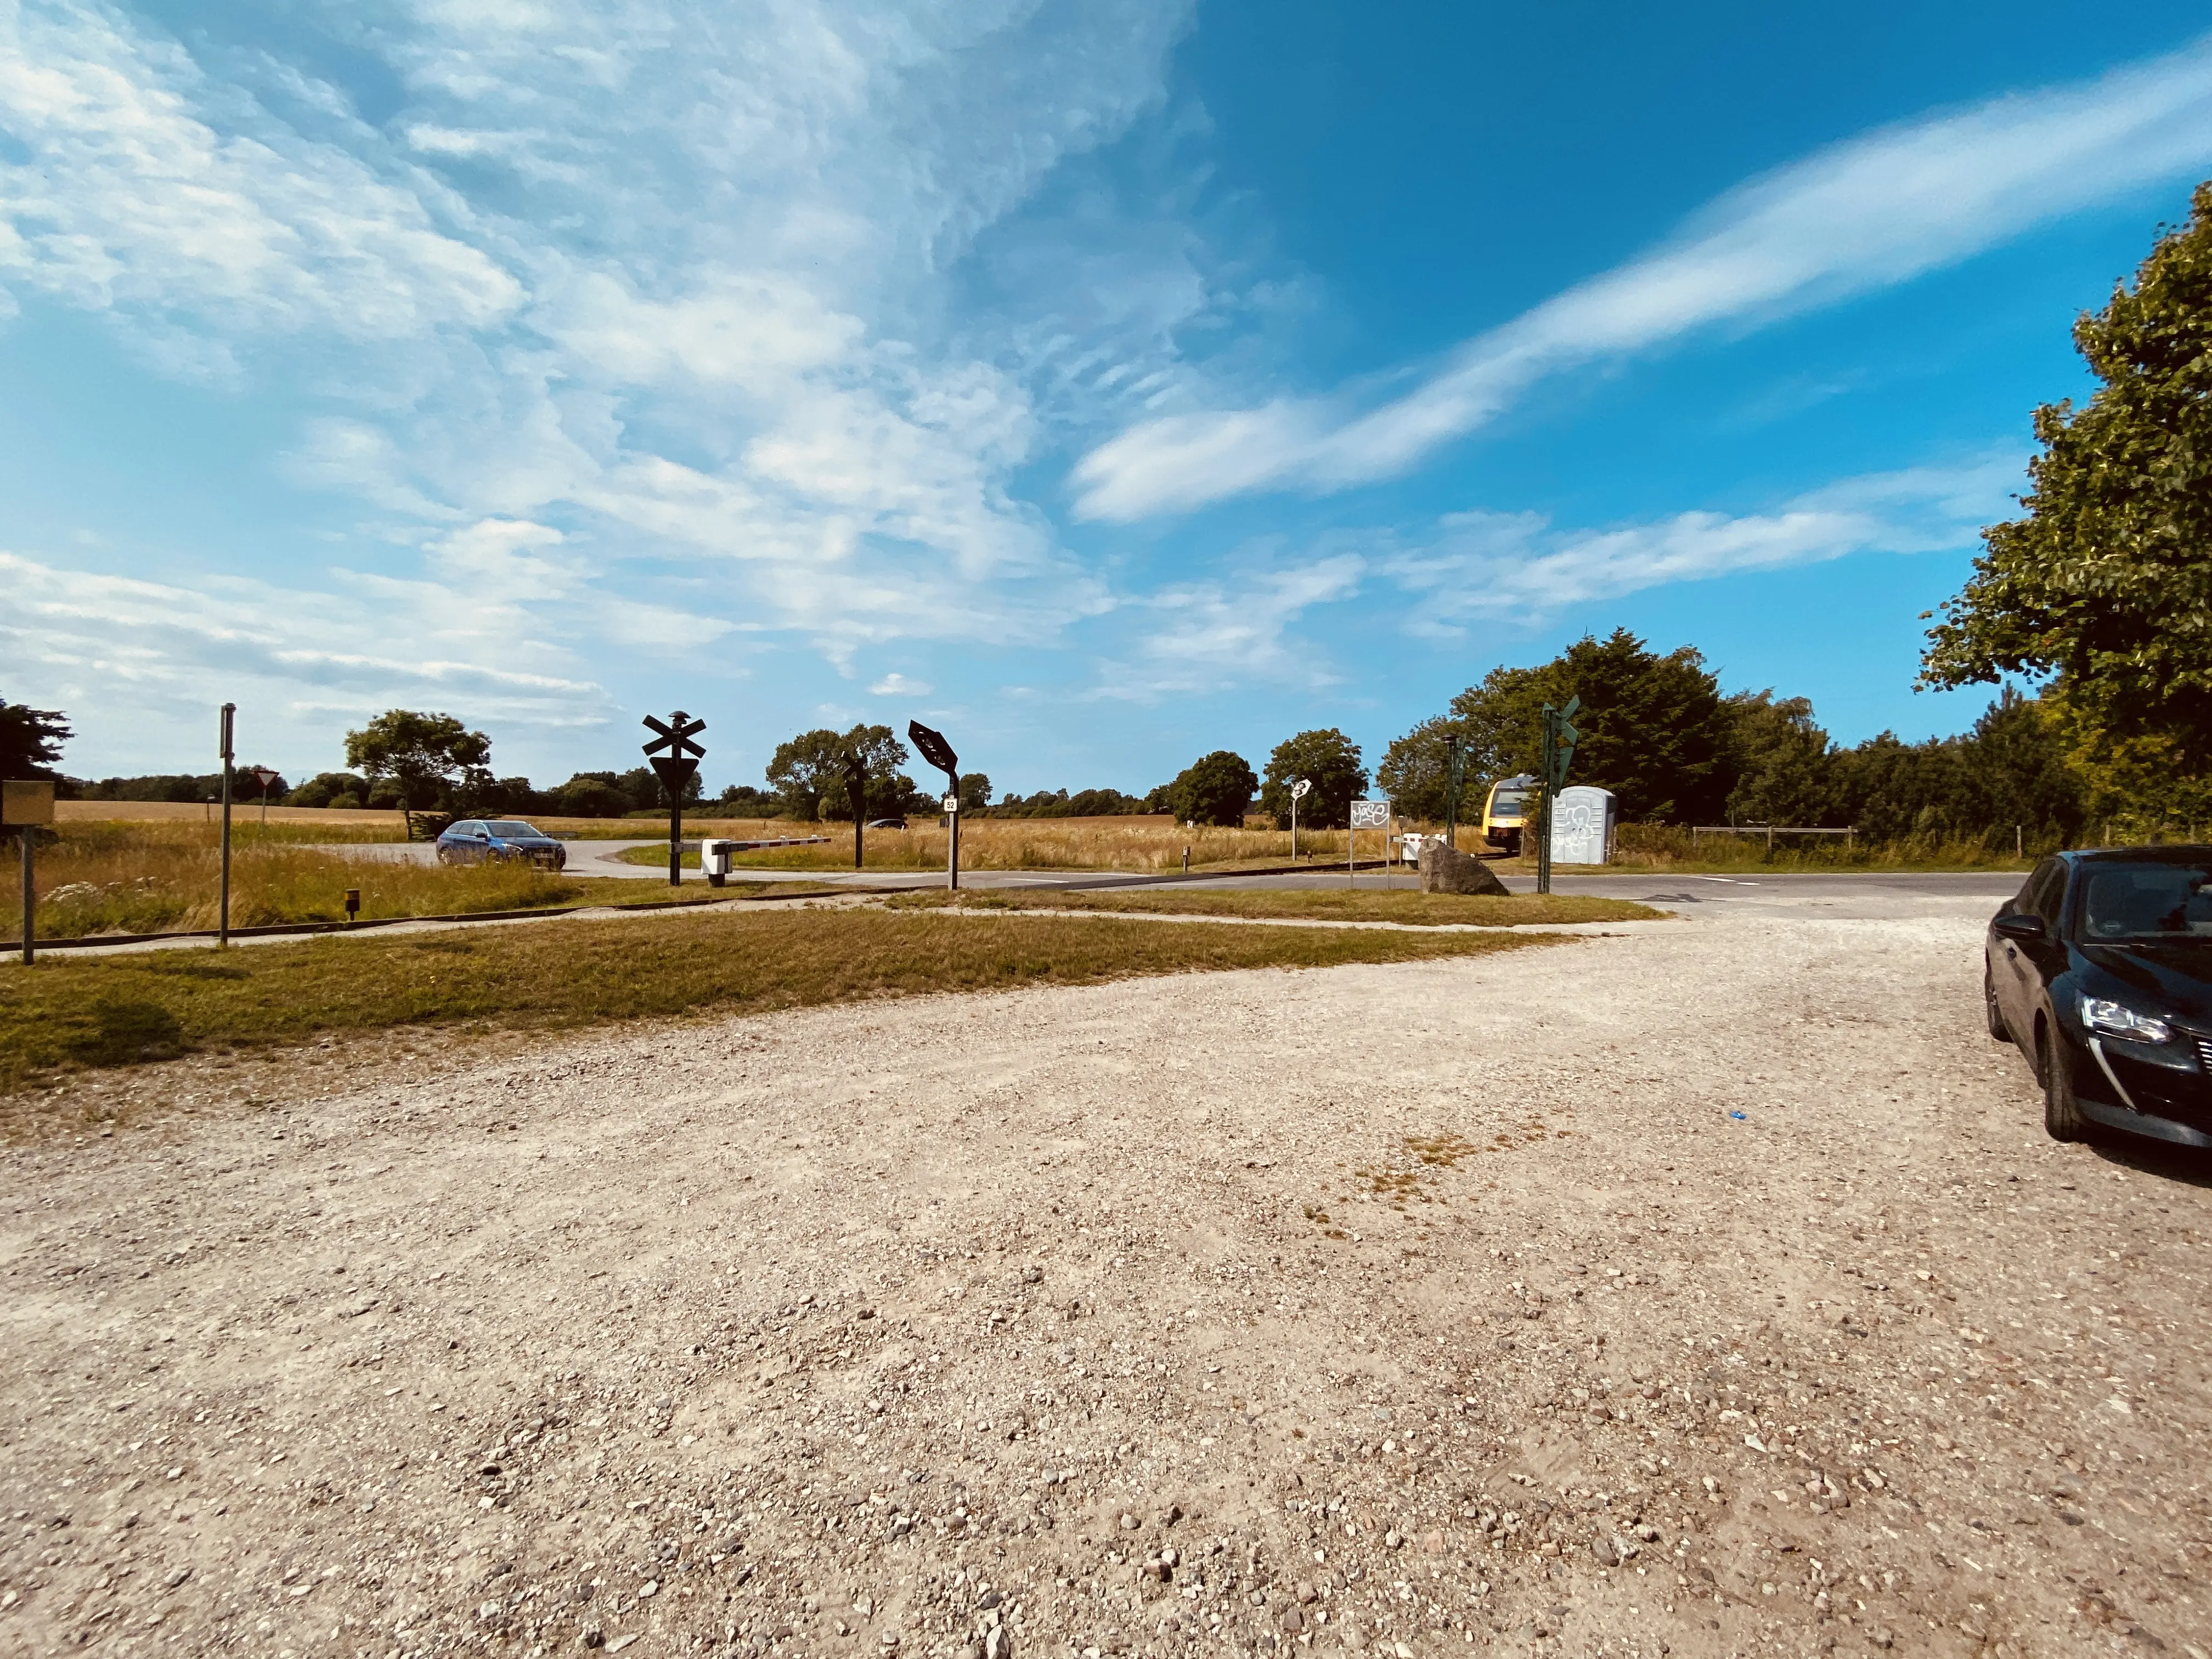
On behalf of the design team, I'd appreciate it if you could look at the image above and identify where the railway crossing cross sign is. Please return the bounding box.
[642,710,707,886]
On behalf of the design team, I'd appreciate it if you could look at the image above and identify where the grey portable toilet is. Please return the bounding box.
[1550,786,1616,865]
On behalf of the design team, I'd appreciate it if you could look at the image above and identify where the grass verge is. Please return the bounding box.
[0,909,1560,1104]
[883,888,1660,926]
[2,821,834,938]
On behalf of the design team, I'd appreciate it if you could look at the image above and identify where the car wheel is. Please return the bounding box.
[2040,1022,2086,1143]
[1983,962,2010,1041]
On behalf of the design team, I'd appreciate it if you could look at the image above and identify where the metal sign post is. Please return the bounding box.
[908,721,962,890]
[252,766,279,823]
[1536,696,1580,896]
[1289,777,1311,859]
[844,749,869,870]
[1443,735,1466,851]
[4,781,56,965]
[642,710,707,887]
[218,703,236,946]
[1349,798,1389,886]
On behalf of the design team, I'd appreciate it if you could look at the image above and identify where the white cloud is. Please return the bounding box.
[0,0,521,351]
[0,545,618,774]
[868,672,931,696]
[1378,453,2022,629]
[0,0,1197,675]
[1087,552,1367,701]
[1072,35,2212,520]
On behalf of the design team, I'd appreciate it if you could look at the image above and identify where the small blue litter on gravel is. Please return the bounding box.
[1728,1110,1747,1121]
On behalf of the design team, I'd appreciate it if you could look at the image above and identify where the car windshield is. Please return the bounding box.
[486,821,541,838]
[2079,861,2212,940]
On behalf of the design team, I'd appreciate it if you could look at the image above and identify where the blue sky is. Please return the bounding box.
[4,1,2210,797]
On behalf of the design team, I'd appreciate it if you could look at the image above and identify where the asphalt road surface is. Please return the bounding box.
[332,840,2024,921]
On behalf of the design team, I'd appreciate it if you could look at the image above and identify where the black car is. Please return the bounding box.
[1987,847,2212,1147]
[435,819,568,870]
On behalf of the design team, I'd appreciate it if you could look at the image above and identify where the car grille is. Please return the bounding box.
[2198,1037,2212,1076]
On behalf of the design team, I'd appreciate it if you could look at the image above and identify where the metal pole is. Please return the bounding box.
[669,792,682,887]
[949,801,960,889]
[19,828,31,967]
[218,703,235,946]
[1290,793,1297,861]
[1536,710,1553,896]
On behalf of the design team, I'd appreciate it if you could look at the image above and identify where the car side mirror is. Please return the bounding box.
[1994,912,2047,943]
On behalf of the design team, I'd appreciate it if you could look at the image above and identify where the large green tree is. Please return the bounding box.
[1376,716,1488,824]
[766,725,914,820]
[1,692,70,780]
[1922,181,2212,781]
[1257,729,1367,830]
[343,710,492,814]
[1442,629,1735,823]
[1165,751,1258,827]
[1723,692,1836,827]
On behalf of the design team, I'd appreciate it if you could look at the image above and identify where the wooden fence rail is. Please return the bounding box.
[1691,825,1857,851]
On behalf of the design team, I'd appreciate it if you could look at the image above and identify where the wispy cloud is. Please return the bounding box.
[1086,552,1367,701]
[0,0,520,365]
[0,545,619,772]
[1072,36,2212,521]
[0,0,1197,668]
[1378,453,2022,632]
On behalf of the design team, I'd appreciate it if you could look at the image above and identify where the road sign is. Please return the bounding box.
[642,711,707,887]
[642,710,706,760]
[1290,778,1312,800]
[909,720,958,778]
[1349,799,1390,828]
[649,754,699,792]
[7,780,55,966]
[909,721,964,889]
[2,781,56,825]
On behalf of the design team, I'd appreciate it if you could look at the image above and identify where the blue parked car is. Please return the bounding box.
[435,819,568,870]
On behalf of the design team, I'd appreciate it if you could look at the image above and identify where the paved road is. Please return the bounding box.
[326,839,2024,919]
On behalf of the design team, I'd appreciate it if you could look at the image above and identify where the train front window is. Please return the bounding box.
[1491,790,1526,819]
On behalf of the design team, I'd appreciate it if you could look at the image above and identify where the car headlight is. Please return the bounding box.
[2079,995,2173,1045]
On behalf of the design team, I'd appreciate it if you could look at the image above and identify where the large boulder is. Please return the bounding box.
[1418,839,1511,895]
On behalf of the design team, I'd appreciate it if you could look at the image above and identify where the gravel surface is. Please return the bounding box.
[3,891,2208,1659]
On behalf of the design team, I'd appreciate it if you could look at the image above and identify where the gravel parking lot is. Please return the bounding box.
[3,887,2207,1659]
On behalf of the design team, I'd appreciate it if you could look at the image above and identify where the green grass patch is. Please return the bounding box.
[4,821,840,940]
[883,887,1661,927]
[0,909,1561,1110]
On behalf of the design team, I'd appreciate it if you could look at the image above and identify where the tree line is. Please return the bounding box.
[0,666,2105,843]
